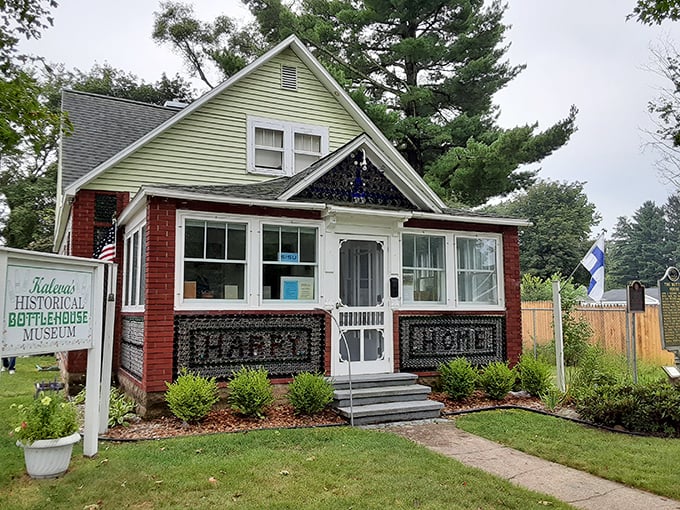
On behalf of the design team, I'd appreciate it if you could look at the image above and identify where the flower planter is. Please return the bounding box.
[17,432,81,479]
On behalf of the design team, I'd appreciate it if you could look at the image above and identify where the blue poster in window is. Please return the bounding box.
[282,279,299,300]
[279,252,299,263]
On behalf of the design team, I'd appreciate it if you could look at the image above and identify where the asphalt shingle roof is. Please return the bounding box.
[60,90,179,191]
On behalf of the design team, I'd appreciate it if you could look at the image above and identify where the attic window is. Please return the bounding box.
[281,65,298,90]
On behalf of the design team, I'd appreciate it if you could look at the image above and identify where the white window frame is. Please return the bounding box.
[400,230,504,311]
[122,212,146,312]
[454,233,504,310]
[175,212,323,311]
[247,116,328,177]
[261,222,319,305]
[175,212,249,310]
[401,233,447,305]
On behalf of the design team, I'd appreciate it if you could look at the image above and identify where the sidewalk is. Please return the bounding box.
[384,420,680,510]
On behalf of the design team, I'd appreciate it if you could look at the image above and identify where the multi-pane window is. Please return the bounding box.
[183,220,247,300]
[456,237,499,305]
[248,117,327,176]
[124,225,146,308]
[294,133,322,172]
[402,234,446,303]
[254,128,284,170]
[262,225,317,300]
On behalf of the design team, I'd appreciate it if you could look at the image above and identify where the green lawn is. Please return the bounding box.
[456,409,680,501]
[0,357,572,510]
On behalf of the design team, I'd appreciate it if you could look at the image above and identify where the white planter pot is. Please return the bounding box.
[17,432,81,479]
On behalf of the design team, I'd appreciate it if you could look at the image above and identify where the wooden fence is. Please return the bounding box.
[522,301,675,364]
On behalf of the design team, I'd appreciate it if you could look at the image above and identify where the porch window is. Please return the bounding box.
[247,116,328,176]
[402,234,446,303]
[123,224,146,308]
[183,220,247,300]
[456,236,499,305]
[262,225,317,301]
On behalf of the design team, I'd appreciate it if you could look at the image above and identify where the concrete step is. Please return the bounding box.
[335,400,445,426]
[333,384,432,407]
[329,372,418,390]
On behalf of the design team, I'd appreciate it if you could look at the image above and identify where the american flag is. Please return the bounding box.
[95,225,116,262]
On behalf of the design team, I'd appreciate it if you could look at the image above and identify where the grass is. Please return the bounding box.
[456,409,680,500]
[0,357,571,510]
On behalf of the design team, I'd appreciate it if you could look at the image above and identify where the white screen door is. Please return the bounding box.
[333,239,392,375]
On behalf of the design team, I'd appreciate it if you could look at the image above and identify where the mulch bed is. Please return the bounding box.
[101,390,554,441]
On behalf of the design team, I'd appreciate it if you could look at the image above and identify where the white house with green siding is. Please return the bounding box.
[56,35,527,421]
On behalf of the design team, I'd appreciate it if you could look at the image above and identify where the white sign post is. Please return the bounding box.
[0,247,112,457]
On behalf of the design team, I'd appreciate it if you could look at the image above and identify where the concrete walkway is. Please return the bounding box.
[384,420,680,510]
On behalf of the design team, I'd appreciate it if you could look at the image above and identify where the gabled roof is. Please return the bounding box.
[118,134,530,228]
[60,90,179,191]
[61,35,445,211]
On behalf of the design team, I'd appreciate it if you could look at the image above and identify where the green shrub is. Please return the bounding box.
[568,345,621,398]
[287,372,334,415]
[575,381,680,436]
[540,386,566,411]
[479,361,516,400]
[516,354,551,396]
[165,368,219,423]
[562,313,592,365]
[74,387,137,427]
[439,358,477,401]
[228,366,274,418]
[11,392,78,443]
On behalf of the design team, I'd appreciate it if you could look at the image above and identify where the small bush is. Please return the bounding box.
[165,368,219,423]
[439,358,477,401]
[287,372,334,415]
[516,354,552,397]
[73,387,137,427]
[575,381,680,436]
[568,346,621,398]
[540,386,566,411]
[479,361,516,400]
[229,366,274,418]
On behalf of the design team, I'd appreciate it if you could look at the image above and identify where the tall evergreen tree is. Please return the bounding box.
[487,180,600,283]
[154,0,578,207]
[607,201,670,287]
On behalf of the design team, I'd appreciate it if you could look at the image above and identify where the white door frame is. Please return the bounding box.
[326,230,395,376]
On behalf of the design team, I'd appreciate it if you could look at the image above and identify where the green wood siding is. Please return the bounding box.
[85,49,364,192]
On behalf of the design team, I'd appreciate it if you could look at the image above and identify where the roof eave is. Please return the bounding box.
[410,210,532,227]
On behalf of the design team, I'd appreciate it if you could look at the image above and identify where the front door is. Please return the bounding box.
[332,238,392,375]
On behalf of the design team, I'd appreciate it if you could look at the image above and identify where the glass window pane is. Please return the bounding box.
[415,235,429,266]
[340,330,361,362]
[294,133,321,152]
[139,227,146,305]
[299,227,316,263]
[255,149,282,169]
[364,330,384,361]
[185,220,204,258]
[294,153,320,173]
[206,222,226,259]
[430,236,445,268]
[262,264,316,300]
[227,223,246,260]
[255,127,283,148]
[402,234,414,267]
[125,237,131,306]
[184,261,245,300]
[280,227,298,258]
[131,232,139,306]
[262,225,279,261]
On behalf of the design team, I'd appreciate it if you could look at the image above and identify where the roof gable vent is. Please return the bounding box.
[281,65,298,90]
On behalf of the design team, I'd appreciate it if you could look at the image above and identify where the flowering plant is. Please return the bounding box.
[10,392,78,443]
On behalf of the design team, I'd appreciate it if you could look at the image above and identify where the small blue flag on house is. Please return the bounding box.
[581,234,605,301]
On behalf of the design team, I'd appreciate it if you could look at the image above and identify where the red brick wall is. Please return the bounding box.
[503,228,522,365]
[64,190,128,381]
[143,197,177,392]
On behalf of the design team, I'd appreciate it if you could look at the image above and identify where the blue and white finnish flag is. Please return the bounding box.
[581,234,605,302]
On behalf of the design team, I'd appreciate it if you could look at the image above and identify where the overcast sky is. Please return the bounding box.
[19,1,680,234]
